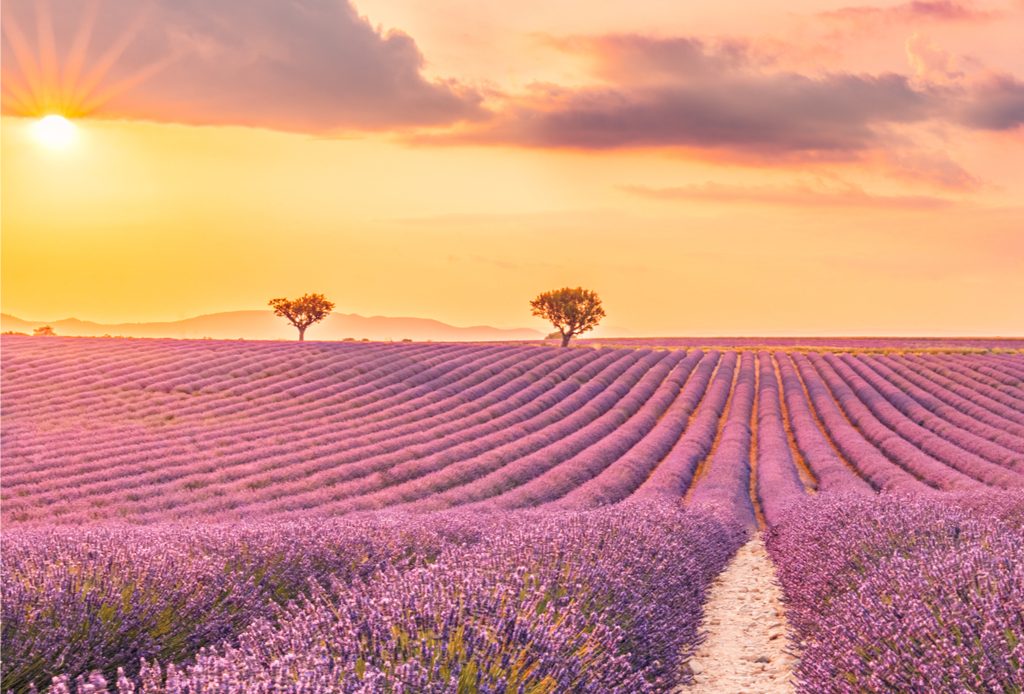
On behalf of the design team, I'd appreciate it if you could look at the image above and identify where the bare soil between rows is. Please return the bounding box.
[680,539,799,693]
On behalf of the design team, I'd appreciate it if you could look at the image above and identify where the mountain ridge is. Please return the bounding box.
[0,310,544,342]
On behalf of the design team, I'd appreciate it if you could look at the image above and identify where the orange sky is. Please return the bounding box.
[2,0,1023,336]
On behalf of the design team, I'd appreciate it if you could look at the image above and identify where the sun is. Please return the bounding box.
[31,114,77,149]
[4,4,172,129]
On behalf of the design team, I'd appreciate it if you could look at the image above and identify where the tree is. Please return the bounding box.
[33,325,56,336]
[269,293,335,341]
[530,287,605,347]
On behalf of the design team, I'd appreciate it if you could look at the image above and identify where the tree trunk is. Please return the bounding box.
[298,325,306,341]
[560,332,571,348]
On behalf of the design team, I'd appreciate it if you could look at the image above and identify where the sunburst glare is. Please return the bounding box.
[1,0,168,121]
[31,113,77,149]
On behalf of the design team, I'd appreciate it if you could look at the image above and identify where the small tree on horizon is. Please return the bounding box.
[530,287,605,347]
[269,293,335,341]
[33,325,56,337]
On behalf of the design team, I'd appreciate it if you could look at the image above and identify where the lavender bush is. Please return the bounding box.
[4,338,1024,693]
[766,492,1024,693]
[6,503,744,693]
[2,515,490,692]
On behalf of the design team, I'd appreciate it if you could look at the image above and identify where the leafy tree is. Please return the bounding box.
[268,293,335,341]
[530,287,605,347]
[32,326,56,337]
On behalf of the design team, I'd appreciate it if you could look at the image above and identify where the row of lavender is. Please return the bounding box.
[576,336,1024,350]
[3,337,1023,526]
[7,491,1022,694]
[668,347,1024,690]
[765,491,1024,693]
[4,336,1024,691]
[751,349,1024,691]
[2,514,479,693]
[2,502,745,693]
[659,348,1024,528]
[4,340,654,522]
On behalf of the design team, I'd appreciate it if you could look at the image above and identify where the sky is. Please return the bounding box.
[2,0,1022,336]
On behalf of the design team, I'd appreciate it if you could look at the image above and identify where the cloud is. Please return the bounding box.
[5,2,1018,154]
[901,31,1024,132]
[622,181,956,209]
[416,31,1021,167]
[905,33,965,85]
[875,149,984,189]
[820,1,997,29]
[543,34,761,86]
[899,34,1024,130]
[432,72,937,155]
[958,75,1024,130]
[1,0,484,132]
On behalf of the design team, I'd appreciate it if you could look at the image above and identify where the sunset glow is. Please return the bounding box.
[30,114,76,149]
[2,0,1022,336]
[2,3,1023,689]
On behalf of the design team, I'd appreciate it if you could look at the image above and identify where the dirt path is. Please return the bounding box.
[680,539,798,692]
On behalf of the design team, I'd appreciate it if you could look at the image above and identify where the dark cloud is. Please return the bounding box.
[440,73,936,154]
[959,75,1024,130]
[3,1,1019,153]
[419,33,1021,159]
[1,0,484,132]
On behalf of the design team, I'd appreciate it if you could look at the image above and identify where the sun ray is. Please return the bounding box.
[1,12,44,115]
[59,0,100,116]
[34,0,60,114]
[78,53,178,117]
[1,73,38,115]
[2,0,174,122]
[72,9,150,114]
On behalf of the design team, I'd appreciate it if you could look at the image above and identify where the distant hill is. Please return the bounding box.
[0,311,543,342]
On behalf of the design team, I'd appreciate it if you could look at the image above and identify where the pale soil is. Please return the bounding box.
[679,539,799,693]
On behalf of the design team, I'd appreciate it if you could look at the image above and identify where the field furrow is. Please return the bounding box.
[2,336,1022,694]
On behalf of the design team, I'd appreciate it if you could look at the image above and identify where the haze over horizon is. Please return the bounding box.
[3,0,1022,336]
[3,307,1022,341]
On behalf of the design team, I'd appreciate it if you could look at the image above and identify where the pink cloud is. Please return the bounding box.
[874,149,985,190]
[1,0,484,132]
[418,32,1022,167]
[958,74,1024,130]
[428,71,936,155]
[905,33,965,85]
[4,2,1019,160]
[621,181,956,209]
[820,1,997,28]
[544,34,763,85]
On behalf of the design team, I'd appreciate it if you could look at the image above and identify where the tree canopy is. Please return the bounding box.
[269,293,335,341]
[530,287,605,347]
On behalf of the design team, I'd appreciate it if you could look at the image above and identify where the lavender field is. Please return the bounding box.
[574,336,1024,352]
[2,335,1023,693]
